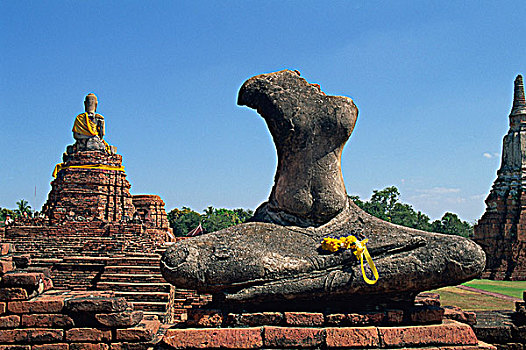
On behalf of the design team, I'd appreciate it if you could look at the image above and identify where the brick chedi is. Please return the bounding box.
[474,75,526,280]
[2,93,174,318]
[42,93,136,224]
[43,151,135,224]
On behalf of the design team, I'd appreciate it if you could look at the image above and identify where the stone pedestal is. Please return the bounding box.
[161,292,494,349]
[42,151,135,224]
[474,75,526,280]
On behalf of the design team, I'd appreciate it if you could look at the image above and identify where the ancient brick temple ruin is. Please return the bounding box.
[0,80,511,350]
[0,94,185,319]
[474,75,526,280]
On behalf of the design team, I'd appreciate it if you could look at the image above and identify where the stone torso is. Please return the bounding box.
[238,70,358,227]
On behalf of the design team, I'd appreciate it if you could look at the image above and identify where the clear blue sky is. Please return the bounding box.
[1,1,525,222]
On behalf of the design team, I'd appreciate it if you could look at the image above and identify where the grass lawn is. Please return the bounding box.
[432,286,515,311]
[462,279,526,299]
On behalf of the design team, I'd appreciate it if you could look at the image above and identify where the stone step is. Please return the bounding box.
[100,273,166,283]
[105,257,160,266]
[104,265,161,274]
[97,281,171,292]
[63,256,112,262]
[114,291,169,302]
[119,252,161,258]
[131,301,168,312]
[31,258,63,265]
[143,311,165,319]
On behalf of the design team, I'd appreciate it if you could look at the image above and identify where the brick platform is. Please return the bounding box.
[161,320,494,349]
[183,306,446,328]
[161,292,495,349]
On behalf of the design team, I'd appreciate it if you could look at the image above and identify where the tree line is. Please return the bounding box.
[0,199,34,225]
[2,187,474,238]
[350,186,473,238]
[167,186,473,238]
[167,206,253,236]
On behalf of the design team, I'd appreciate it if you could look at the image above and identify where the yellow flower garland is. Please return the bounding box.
[321,235,379,285]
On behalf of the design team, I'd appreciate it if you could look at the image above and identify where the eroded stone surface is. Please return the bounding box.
[161,70,485,308]
[162,203,485,307]
[238,70,358,227]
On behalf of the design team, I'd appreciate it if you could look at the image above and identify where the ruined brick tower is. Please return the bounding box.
[474,75,526,280]
[42,151,135,224]
[2,94,175,318]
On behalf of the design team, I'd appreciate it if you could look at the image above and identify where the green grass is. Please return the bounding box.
[462,279,526,299]
[432,286,515,311]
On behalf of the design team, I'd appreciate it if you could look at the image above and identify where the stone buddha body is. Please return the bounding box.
[161,70,485,311]
[69,93,113,154]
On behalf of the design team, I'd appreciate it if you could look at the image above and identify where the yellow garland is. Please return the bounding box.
[52,163,125,178]
[321,235,379,285]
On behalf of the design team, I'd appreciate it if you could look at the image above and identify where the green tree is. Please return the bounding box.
[350,186,471,236]
[167,206,254,236]
[348,195,364,208]
[359,186,401,222]
[233,208,254,222]
[0,207,16,226]
[431,212,473,238]
[15,199,32,217]
[167,207,202,237]
[202,207,254,233]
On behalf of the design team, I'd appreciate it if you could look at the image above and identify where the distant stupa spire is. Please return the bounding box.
[512,74,526,114]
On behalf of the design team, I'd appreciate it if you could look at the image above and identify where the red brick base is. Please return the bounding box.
[161,319,495,349]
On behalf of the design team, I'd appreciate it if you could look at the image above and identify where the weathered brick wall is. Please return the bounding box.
[474,193,526,280]
[164,286,212,324]
[160,296,492,349]
[472,291,526,349]
[42,151,135,225]
[132,195,171,230]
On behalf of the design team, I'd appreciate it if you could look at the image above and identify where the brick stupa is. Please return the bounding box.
[474,75,526,280]
[43,151,135,224]
[1,94,176,317]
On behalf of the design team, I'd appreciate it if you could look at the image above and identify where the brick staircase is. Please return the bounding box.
[2,224,174,320]
[96,253,171,319]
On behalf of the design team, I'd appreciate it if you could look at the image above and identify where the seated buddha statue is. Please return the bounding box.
[69,93,114,154]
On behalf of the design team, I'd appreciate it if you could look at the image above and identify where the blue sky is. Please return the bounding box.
[1,1,525,222]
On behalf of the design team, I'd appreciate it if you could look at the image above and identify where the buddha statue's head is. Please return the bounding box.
[84,93,98,114]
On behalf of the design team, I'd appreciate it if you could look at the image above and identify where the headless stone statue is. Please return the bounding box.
[161,70,485,311]
[239,71,356,227]
[68,93,115,154]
